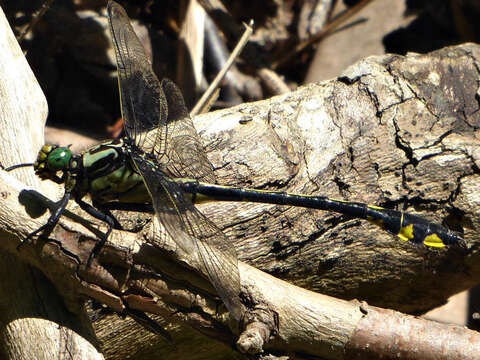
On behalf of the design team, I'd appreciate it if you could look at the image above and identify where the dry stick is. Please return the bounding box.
[3,163,479,358]
[18,0,54,44]
[257,67,290,95]
[0,4,103,358]
[190,20,254,116]
[2,45,480,355]
[272,0,375,70]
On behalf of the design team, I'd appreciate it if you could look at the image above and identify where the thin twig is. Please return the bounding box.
[18,0,54,45]
[190,19,254,116]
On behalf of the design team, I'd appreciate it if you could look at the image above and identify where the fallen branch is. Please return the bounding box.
[1,171,479,359]
[2,1,480,356]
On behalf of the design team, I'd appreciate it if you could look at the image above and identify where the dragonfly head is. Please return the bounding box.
[34,144,73,180]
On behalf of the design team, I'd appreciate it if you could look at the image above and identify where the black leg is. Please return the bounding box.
[92,201,123,230]
[18,191,71,250]
[126,308,173,342]
[75,198,115,266]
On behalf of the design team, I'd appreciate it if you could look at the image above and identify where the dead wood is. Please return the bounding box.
[1,170,479,360]
[1,2,480,358]
[0,5,103,360]
[196,43,480,315]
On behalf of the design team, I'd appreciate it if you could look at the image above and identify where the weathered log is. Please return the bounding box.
[0,5,103,360]
[2,2,480,358]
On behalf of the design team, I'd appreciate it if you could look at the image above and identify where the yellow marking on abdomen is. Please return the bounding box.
[398,224,414,242]
[368,204,385,210]
[423,234,445,248]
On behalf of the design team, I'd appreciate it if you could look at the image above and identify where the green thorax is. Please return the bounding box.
[79,139,150,204]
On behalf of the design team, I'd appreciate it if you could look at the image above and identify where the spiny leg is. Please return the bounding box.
[75,198,115,266]
[92,201,123,230]
[18,190,72,250]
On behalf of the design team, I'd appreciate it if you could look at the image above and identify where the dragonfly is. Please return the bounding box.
[5,0,465,322]
[7,0,244,321]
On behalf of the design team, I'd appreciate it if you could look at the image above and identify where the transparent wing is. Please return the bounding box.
[107,1,167,155]
[133,154,243,320]
[108,1,214,183]
[160,79,215,183]
[108,1,241,318]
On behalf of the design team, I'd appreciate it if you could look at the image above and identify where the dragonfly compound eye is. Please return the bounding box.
[33,145,73,178]
[47,147,72,171]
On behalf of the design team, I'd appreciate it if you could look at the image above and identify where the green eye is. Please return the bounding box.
[47,147,72,171]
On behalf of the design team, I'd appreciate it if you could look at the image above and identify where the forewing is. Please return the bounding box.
[132,154,243,320]
[159,79,216,183]
[108,1,240,317]
[108,2,215,182]
[107,1,167,155]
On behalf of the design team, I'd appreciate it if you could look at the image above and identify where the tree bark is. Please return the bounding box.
[1,172,479,359]
[0,5,102,360]
[2,2,480,358]
[196,43,480,314]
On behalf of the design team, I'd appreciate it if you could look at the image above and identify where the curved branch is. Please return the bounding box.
[1,170,479,358]
[2,1,480,356]
[0,5,103,359]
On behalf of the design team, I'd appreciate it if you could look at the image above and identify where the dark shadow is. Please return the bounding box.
[3,0,120,138]
[384,14,458,55]
[18,189,49,219]
[467,285,480,331]
[384,1,480,55]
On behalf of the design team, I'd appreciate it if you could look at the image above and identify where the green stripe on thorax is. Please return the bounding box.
[76,139,150,204]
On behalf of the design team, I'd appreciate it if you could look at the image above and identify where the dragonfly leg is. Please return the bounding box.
[75,198,115,266]
[125,308,173,342]
[92,201,123,230]
[18,191,72,251]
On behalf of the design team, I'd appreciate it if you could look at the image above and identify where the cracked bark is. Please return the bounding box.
[2,3,480,359]
[0,6,102,360]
